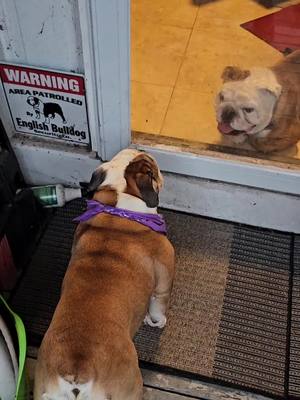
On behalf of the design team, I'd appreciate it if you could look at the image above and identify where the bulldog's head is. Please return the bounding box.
[215,66,282,137]
[27,96,40,107]
[86,149,163,210]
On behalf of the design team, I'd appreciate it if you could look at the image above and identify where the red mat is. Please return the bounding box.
[241,4,300,53]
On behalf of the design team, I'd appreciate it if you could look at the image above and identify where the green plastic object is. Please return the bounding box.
[0,295,28,400]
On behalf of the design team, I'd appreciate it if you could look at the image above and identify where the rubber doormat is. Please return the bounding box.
[10,199,299,398]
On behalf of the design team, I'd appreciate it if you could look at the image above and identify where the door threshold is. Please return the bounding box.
[132,131,300,170]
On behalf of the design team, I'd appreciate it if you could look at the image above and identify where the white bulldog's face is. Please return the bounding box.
[215,66,282,137]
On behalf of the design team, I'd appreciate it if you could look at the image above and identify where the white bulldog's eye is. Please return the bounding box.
[219,93,224,102]
[243,107,254,113]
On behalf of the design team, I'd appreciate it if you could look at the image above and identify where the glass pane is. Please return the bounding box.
[131,0,300,164]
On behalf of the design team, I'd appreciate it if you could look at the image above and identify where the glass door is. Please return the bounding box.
[129,0,300,232]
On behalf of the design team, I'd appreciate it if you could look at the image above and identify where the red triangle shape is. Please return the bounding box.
[241,4,300,53]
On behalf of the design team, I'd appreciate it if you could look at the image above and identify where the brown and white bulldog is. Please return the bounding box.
[34,149,175,400]
[215,50,300,153]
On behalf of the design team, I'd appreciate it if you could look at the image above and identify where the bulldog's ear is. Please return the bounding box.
[87,168,106,195]
[258,81,282,99]
[221,66,250,82]
[259,87,281,100]
[125,155,160,208]
[136,171,159,208]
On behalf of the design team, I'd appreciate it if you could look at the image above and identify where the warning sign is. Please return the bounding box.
[0,63,90,146]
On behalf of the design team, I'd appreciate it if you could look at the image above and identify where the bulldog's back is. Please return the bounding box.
[39,214,170,371]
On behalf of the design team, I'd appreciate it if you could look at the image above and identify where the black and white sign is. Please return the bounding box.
[0,63,90,145]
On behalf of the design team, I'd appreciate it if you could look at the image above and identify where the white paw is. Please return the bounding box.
[144,313,167,329]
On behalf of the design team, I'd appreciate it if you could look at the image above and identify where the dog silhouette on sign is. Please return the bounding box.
[27,96,66,124]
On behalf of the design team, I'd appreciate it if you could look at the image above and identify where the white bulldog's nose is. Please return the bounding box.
[221,107,236,123]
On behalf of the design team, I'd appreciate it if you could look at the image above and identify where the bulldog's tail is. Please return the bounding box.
[35,375,109,400]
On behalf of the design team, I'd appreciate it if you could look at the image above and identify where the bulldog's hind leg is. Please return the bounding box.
[107,346,143,400]
[144,242,175,328]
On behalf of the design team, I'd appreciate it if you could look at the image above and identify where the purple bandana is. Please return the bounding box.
[74,200,167,234]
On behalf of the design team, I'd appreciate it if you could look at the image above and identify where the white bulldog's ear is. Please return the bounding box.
[221,66,250,82]
[259,87,282,100]
[250,68,282,99]
[258,82,282,99]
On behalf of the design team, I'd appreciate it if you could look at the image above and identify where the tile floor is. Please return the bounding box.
[131,0,300,157]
